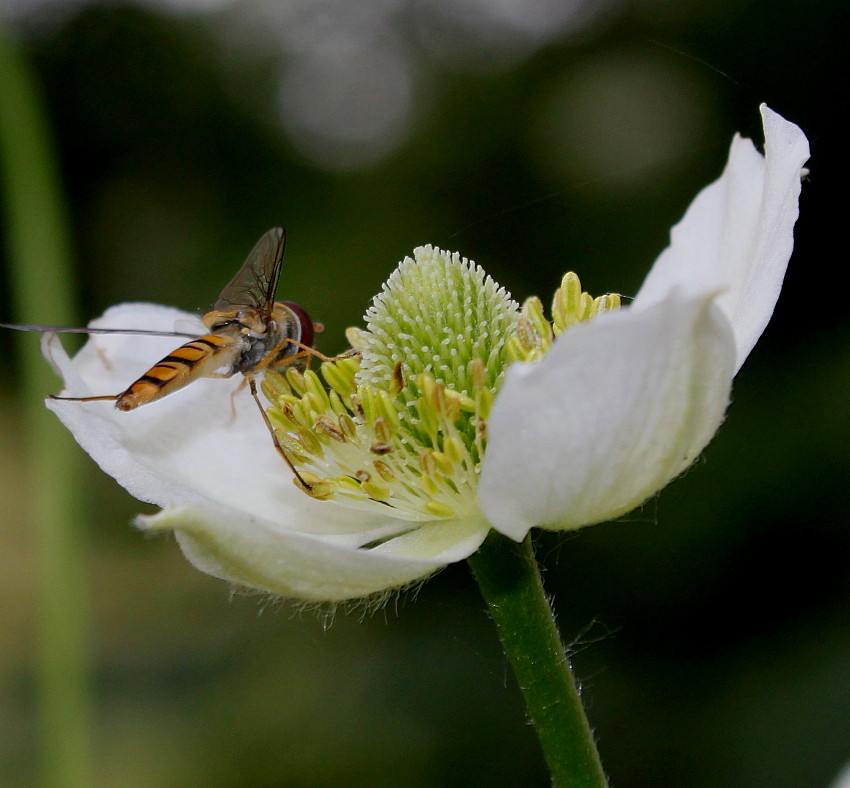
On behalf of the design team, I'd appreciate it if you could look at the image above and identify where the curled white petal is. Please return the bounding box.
[138,505,474,602]
[478,290,737,540]
[635,105,809,371]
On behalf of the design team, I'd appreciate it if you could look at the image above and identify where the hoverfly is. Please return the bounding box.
[2,228,327,491]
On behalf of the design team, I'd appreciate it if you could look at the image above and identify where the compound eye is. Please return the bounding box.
[210,320,237,331]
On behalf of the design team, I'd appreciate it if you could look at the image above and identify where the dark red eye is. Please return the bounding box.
[280,301,314,349]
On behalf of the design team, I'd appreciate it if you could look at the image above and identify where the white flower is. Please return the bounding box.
[43,105,808,602]
[829,763,850,788]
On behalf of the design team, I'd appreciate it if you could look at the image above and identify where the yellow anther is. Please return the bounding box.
[328,390,348,417]
[505,335,528,362]
[304,479,336,500]
[429,381,461,422]
[516,316,538,352]
[553,272,580,332]
[421,474,440,497]
[268,405,295,431]
[469,358,486,391]
[261,369,291,401]
[431,450,454,475]
[296,472,332,499]
[339,356,361,378]
[303,370,330,409]
[345,326,370,352]
[416,373,436,403]
[301,391,326,418]
[336,476,364,494]
[356,384,379,423]
[563,271,583,310]
[321,361,355,400]
[445,395,461,423]
[443,387,474,414]
[475,386,493,420]
[285,367,307,396]
[280,399,306,427]
[429,381,445,412]
[443,435,464,465]
[370,440,393,455]
[429,385,460,423]
[376,390,402,431]
[313,415,346,442]
[579,291,593,321]
[295,427,324,457]
[592,293,620,314]
[374,417,394,444]
[362,479,391,500]
[279,393,302,408]
[390,361,405,395]
[416,396,440,436]
[349,393,366,421]
[419,449,439,477]
[373,460,395,481]
[338,413,357,439]
[523,296,552,348]
[424,500,455,518]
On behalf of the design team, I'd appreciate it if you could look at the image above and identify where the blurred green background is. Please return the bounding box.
[0,1,845,786]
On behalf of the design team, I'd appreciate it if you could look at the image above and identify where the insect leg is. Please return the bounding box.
[254,337,359,373]
[244,371,314,493]
[228,377,248,421]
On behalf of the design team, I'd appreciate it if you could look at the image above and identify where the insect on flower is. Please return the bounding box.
[1,227,334,490]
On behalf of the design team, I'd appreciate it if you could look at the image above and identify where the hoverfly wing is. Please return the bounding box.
[212,227,285,314]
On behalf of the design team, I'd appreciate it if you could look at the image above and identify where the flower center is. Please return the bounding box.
[263,248,619,520]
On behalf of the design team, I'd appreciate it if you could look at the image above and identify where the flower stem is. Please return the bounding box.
[0,24,91,788]
[467,532,607,788]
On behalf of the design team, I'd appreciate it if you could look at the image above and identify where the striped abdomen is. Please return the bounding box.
[115,333,237,412]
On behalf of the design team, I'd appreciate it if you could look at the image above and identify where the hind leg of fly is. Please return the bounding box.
[244,371,314,492]
[228,377,249,421]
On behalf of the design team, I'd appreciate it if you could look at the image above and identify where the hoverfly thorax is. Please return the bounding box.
[209,298,315,376]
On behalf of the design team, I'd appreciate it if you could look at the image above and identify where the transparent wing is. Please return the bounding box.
[213,227,285,314]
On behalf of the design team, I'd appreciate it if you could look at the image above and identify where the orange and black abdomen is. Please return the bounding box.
[115,334,235,412]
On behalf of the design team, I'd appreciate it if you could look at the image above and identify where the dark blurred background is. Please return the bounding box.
[0,1,846,786]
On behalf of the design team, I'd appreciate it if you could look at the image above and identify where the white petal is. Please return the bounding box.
[138,504,464,602]
[478,290,736,540]
[371,516,490,561]
[829,763,850,788]
[635,105,809,371]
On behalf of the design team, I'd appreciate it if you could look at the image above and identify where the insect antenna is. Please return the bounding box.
[1,322,199,338]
